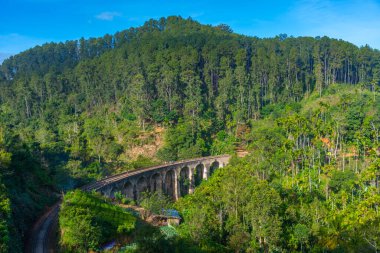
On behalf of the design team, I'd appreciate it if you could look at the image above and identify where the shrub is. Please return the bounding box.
[59,190,136,252]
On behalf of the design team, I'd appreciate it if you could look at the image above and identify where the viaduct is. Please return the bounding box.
[85,155,231,200]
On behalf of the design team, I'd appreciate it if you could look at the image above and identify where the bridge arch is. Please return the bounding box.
[210,161,220,176]
[194,163,205,187]
[136,176,148,200]
[164,169,176,199]
[150,172,163,193]
[122,181,134,200]
[109,187,118,198]
[179,167,190,197]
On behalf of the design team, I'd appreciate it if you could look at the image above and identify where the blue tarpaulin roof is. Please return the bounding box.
[162,209,181,218]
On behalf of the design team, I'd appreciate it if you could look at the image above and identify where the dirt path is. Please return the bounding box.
[26,202,60,253]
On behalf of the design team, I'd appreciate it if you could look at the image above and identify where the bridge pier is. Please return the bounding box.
[204,163,210,180]
[174,169,179,200]
[188,165,195,194]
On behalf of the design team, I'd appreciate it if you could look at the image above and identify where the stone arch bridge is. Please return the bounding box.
[84,155,231,200]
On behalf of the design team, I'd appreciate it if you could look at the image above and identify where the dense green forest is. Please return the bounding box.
[0,16,379,252]
[175,85,380,252]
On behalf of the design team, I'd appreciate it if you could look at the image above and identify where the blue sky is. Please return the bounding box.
[1,0,380,62]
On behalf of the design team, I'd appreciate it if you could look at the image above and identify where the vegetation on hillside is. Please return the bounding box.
[0,125,56,252]
[0,130,11,253]
[175,85,380,252]
[59,190,136,252]
[0,16,379,251]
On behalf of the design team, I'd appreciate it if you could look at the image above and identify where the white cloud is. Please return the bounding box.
[95,11,121,21]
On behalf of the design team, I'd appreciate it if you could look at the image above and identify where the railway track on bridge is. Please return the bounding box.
[26,155,230,253]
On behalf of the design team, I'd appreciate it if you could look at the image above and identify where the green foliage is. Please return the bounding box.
[0,128,11,172]
[210,130,236,155]
[114,191,127,204]
[60,212,102,252]
[0,125,56,252]
[130,155,159,169]
[139,192,172,215]
[157,121,208,161]
[0,138,11,253]
[131,220,211,253]
[59,190,136,252]
[0,183,10,253]
[329,170,356,193]
[290,224,310,251]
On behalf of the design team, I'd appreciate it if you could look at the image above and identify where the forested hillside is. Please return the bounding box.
[0,16,379,252]
[175,84,380,252]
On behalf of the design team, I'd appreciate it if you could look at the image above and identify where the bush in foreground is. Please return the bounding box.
[59,190,136,252]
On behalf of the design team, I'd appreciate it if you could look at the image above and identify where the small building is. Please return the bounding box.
[162,209,181,226]
[146,209,181,226]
